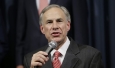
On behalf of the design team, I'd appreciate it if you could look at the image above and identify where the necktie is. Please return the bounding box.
[39,0,48,14]
[52,51,61,68]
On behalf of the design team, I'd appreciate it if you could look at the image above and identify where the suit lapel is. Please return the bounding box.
[61,52,79,68]
[61,38,80,68]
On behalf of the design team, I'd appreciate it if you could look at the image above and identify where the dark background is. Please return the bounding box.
[0,0,115,68]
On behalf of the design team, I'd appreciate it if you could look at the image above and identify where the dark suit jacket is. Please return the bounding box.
[16,0,88,66]
[24,38,104,68]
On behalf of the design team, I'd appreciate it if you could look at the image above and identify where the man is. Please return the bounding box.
[24,4,104,68]
[16,0,88,68]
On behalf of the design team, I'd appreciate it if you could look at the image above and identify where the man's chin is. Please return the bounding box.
[51,37,61,42]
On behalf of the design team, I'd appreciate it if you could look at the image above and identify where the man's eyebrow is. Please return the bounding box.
[46,19,52,21]
[57,18,63,21]
[46,18,63,21]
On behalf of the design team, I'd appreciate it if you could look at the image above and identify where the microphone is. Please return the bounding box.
[45,41,57,54]
[34,41,57,68]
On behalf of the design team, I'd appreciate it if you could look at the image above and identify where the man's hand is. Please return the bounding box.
[30,51,49,68]
[16,65,24,68]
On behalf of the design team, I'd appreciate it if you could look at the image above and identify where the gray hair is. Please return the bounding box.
[39,4,71,25]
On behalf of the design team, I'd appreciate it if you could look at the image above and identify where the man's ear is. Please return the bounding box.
[67,21,71,31]
[40,25,45,34]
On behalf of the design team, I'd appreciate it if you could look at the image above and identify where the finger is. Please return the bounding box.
[31,51,49,67]
[37,54,49,62]
[35,51,48,61]
[35,56,46,64]
[37,51,48,56]
[31,62,43,67]
[32,53,48,64]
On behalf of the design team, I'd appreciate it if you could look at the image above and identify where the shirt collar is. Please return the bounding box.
[51,36,70,57]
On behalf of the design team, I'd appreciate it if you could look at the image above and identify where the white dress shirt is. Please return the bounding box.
[51,37,70,64]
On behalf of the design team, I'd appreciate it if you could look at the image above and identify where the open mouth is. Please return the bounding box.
[51,32,61,37]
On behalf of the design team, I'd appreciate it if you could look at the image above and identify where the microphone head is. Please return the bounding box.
[48,41,57,48]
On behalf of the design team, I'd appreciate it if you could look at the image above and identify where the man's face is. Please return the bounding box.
[40,7,70,43]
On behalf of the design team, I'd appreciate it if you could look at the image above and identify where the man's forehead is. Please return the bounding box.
[46,7,62,12]
[44,7,64,15]
[43,8,65,17]
[46,18,63,21]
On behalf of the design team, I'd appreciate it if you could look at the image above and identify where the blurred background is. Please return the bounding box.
[0,0,115,68]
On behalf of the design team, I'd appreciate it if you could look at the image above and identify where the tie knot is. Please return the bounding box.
[54,51,61,58]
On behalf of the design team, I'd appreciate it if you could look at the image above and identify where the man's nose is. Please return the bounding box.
[52,22,59,30]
